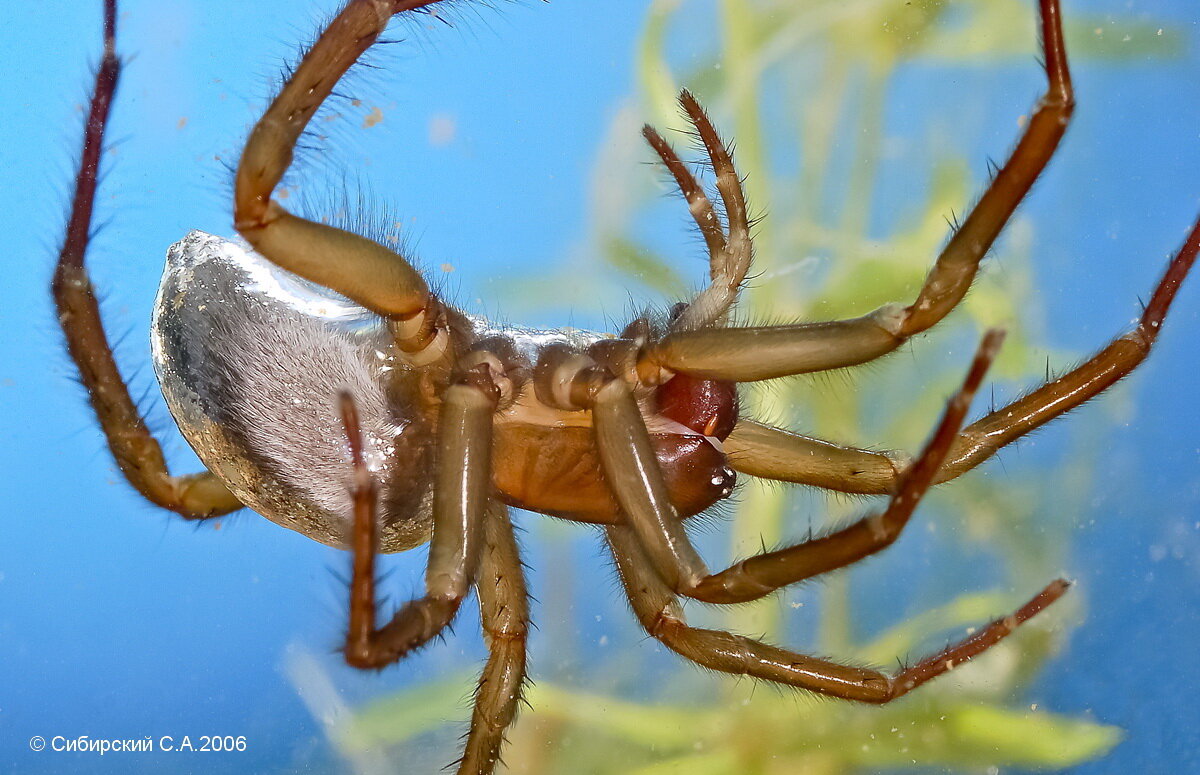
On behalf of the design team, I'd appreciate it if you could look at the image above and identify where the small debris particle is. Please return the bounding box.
[362,107,384,129]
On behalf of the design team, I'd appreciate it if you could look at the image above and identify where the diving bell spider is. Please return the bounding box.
[54,0,1198,772]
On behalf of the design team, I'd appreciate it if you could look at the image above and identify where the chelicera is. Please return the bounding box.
[54,0,1198,773]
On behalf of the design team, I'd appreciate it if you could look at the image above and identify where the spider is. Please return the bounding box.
[52,0,1198,772]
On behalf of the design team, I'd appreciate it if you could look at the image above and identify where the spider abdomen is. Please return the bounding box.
[152,232,435,552]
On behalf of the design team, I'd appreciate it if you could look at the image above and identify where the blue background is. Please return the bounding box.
[2,0,1198,772]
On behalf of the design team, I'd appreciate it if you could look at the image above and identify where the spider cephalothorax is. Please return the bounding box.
[54,0,1199,773]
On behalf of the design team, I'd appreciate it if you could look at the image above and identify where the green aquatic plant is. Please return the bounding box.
[301,0,1182,771]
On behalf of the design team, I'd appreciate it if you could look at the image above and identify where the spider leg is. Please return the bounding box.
[643,92,753,331]
[53,0,240,519]
[724,216,1200,494]
[641,0,1074,382]
[723,421,904,494]
[233,0,453,360]
[590,378,707,591]
[607,522,1068,703]
[692,331,1002,604]
[642,118,724,262]
[592,329,1002,603]
[460,505,529,775]
[340,368,499,668]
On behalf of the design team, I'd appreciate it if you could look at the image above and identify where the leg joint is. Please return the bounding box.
[532,345,611,410]
[645,604,685,641]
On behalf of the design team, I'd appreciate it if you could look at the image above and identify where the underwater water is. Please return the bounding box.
[2,0,1198,772]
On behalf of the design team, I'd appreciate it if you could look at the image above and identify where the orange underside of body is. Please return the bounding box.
[492,422,731,524]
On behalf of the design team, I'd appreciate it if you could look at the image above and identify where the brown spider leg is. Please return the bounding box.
[52,0,240,519]
[340,371,499,668]
[691,330,1003,604]
[643,92,754,331]
[641,0,1074,381]
[233,0,452,357]
[724,214,1200,494]
[607,522,1069,703]
[459,504,528,775]
[642,123,725,261]
[591,378,708,591]
[723,422,904,494]
[593,330,1002,603]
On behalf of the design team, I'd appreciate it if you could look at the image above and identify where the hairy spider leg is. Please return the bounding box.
[607,521,1068,703]
[339,372,498,670]
[462,506,529,774]
[691,330,1005,603]
[639,0,1074,382]
[52,0,241,518]
[643,91,754,332]
[340,386,527,775]
[233,0,452,362]
[724,215,1200,493]
[589,330,1008,604]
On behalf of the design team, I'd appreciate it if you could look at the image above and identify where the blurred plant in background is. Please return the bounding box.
[295,0,1182,771]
